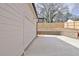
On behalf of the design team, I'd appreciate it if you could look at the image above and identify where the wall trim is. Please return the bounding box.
[24,36,37,51]
[20,35,37,56]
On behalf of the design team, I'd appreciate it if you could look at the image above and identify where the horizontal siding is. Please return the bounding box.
[0,3,36,56]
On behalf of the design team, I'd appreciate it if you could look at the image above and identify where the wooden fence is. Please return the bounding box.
[38,23,64,30]
[64,21,79,29]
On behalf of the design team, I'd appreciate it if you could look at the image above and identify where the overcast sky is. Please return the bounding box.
[35,3,79,17]
[66,3,79,16]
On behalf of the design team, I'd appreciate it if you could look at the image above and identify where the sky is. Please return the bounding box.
[67,3,79,16]
[35,3,79,18]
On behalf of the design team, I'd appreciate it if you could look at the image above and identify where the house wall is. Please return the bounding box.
[0,3,37,56]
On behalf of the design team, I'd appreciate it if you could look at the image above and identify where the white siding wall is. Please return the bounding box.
[0,3,36,56]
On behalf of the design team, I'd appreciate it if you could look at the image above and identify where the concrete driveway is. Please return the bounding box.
[24,35,79,56]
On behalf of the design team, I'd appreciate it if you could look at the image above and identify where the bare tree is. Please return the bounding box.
[35,3,71,23]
